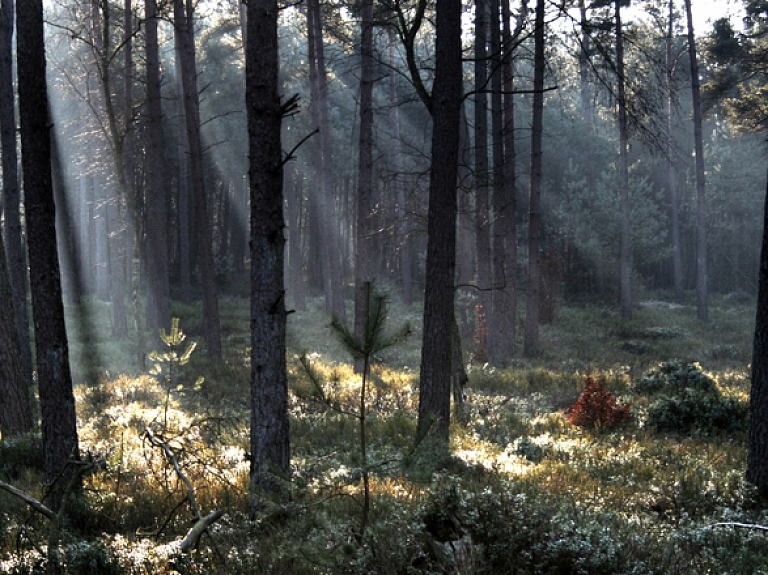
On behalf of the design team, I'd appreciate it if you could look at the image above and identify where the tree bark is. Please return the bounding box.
[246,0,290,511]
[175,31,192,304]
[489,0,508,364]
[306,0,346,321]
[16,0,80,509]
[523,0,545,356]
[0,229,33,438]
[144,0,171,336]
[474,0,491,321]
[417,0,462,440]
[684,0,708,321]
[387,29,412,306]
[175,0,222,356]
[0,0,34,385]
[354,0,374,372]
[616,0,632,319]
[667,0,683,300]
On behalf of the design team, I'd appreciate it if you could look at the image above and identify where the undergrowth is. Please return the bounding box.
[1,295,762,573]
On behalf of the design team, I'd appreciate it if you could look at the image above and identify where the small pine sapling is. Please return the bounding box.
[148,318,203,431]
[566,374,631,431]
[300,282,410,540]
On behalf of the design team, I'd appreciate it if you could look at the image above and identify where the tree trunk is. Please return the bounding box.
[0,0,33,385]
[523,0,545,356]
[175,0,221,356]
[354,0,374,373]
[16,0,80,509]
[307,0,346,321]
[246,0,290,511]
[499,0,519,361]
[616,0,632,319]
[145,0,172,335]
[388,29,412,306]
[474,0,491,321]
[667,0,683,300]
[417,0,462,440]
[0,229,33,438]
[747,172,768,490]
[175,35,192,304]
[684,0,708,321]
[489,0,508,364]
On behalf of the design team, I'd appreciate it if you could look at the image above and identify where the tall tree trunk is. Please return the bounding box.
[489,0,506,364]
[417,0,462,440]
[0,0,33,384]
[684,0,708,321]
[388,29,412,306]
[175,37,192,304]
[354,0,374,372]
[307,0,346,321]
[0,230,33,438]
[16,0,80,509]
[667,0,683,300]
[616,0,632,319]
[499,0,520,361]
[474,0,491,320]
[175,0,222,355]
[579,0,605,295]
[748,165,768,490]
[246,0,289,511]
[145,0,171,335]
[523,0,545,356]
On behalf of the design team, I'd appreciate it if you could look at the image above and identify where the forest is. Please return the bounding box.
[2,0,768,572]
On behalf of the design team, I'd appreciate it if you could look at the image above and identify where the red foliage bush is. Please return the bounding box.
[566,375,631,431]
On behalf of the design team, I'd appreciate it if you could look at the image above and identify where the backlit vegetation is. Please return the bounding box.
[0,294,763,573]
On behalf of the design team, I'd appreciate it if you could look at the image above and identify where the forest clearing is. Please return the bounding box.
[1,292,763,573]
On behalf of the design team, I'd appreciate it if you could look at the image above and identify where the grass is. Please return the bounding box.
[0,292,764,574]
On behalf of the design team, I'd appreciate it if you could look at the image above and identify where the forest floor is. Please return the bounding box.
[1,290,766,574]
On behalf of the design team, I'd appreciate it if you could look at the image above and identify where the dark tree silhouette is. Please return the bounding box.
[246,0,290,512]
[16,0,80,509]
[417,0,463,439]
[0,0,33,385]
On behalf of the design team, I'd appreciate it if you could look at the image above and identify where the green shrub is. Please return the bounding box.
[636,361,717,396]
[0,433,43,479]
[647,389,749,434]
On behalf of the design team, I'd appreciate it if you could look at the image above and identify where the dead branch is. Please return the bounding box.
[710,522,768,532]
[144,427,201,520]
[0,480,56,520]
[179,510,226,553]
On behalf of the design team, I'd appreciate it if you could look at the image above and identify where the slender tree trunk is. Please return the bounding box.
[667,0,683,300]
[175,38,192,304]
[175,0,222,355]
[0,0,33,385]
[474,0,491,319]
[616,0,632,319]
[354,0,374,372]
[417,0,462,440]
[0,230,33,438]
[16,0,80,509]
[388,29,412,306]
[684,0,708,321]
[489,0,506,363]
[579,0,605,294]
[307,0,346,321]
[499,0,519,361]
[145,0,172,334]
[246,0,289,511]
[523,0,545,356]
